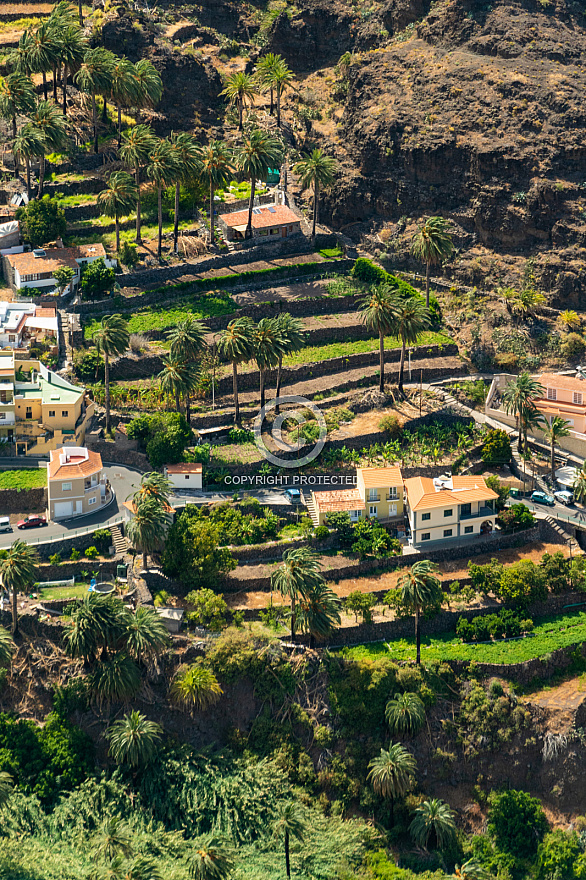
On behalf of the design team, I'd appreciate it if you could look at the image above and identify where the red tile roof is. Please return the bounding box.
[48,447,102,480]
[219,204,300,229]
[7,244,107,277]
[314,489,365,514]
[404,475,498,511]
[165,462,203,474]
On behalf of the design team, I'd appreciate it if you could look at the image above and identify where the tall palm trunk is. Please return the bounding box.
[115,213,120,253]
[415,606,421,665]
[398,338,407,395]
[142,551,148,571]
[42,72,48,101]
[174,180,180,254]
[276,86,281,127]
[62,66,68,115]
[175,389,181,411]
[425,260,430,308]
[275,355,283,402]
[269,86,274,115]
[24,158,31,200]
[245,175,256,240]
[186,391,191,424]
[12,119,18,175]
[290,594,296,642]
[104,352,111,434]
[157,183,163,260]
[11,584,18,637]
[232,361,241,426]
[378,330,385,393]
[117,106,122,149]
[38,154,46,198]
[260,367,266,409]
[92,93,99,154]
[311,179,319,238]
[237,96,243,130]
[209,181,215,245]
[135,164,142,244]
[101,96,108,124]
[78,0,83,26]
[285,829,291,879]
[52,67,58,101]
[551,438,556,482]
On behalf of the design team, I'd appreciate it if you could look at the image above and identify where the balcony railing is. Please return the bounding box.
[459,506,495,520]
[386,493,399,502]
[367,493,380,503]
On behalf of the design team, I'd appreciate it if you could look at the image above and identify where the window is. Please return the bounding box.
[369,505,378,517]
[0,414,5,421]
[460,502,471,517]
[61,482,72,491]
[270,227,279,235]
[258,229,268,236]
[61,410,68,417]
[421,512,431,521]
[574,391,583,405]
[48,410,55,418]
[388,487,398,499]
[350,509,361,521]
[185,475,190,480]
[547,387,557,400]
[368,488,378,501]
[444,528,453,537]
[25,406,32,420]
[464,525,474,534]
[421,533,430,541]
[8,335,14,343]
[444,508,453,517]
[88,496,96,506]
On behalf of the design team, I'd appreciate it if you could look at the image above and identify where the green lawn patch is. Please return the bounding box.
[38,584,89,601]
[283,331,454,366]
[319,246,344,259]
[339,608,586,665]
[0,469,46,489]
[83,293,236,338]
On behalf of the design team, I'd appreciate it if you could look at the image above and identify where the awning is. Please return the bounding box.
[555,466,579,488]
[232,224,248,233]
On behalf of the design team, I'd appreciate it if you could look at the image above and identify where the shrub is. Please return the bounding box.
[162,508,237,589]
[561,332,586,360]
[119,240,139,267]
[379,413,402,438]
[497,502,535,533]
[185,588,228,631]
[92,529,111,555]
[129,333,149,353]
[536,831,581,880]
[325,511,355,549]
[494,559,546,607]
[488,789,548,858]
[539,550,570,594]
[154,590,170,608]
[84,546,99,560]
[482,429,511,465]
[345,591,377,624]
[81,258,115,300]
[314,525,330,541]
[49,553,62,565]
[73,348,104,382]
[227,427,254,444]
[69,549,81,561]
[485,475,509,511]
[15,195,66,247]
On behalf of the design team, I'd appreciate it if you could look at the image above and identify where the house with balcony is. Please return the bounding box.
[311,466,404,527]
[0,303,58,352]
[47,446,111,520]
[0,353,94,455]
[403,475,498,548]
[4,243,115,295]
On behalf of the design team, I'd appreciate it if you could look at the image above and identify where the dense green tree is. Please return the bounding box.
[488,789,548,859]
[272,802,306,880]
[411,216,454,307]
[106,711,162,768]
[234,129,283,239]
[81,258,116,300]
[536,830,581,880]
[217,317,255,426]
[0,540,38,636]
[481,429,512,466]
[98,171,138,253]
[162,509,236,589]
[93,314,130,434]
[385,692,426,737]
[53,265,75,297]
[16,195,66,247]
[170,664,223,713]
[397,559,443,664]
[409,798,456,850]
[293,148,336,238]
[360,285,399,392]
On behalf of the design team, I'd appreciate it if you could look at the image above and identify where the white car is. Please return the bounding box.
[554,490,574,506]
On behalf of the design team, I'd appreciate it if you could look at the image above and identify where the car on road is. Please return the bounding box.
[531,490,556,507]
[554,490,574,506]
[284,488,302,504]
[0,517,11,533]
[17,515,47,530]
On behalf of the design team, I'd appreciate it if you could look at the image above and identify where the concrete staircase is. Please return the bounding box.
[544,515,575,545]
[303,490,320,527]
[110,525,127,555]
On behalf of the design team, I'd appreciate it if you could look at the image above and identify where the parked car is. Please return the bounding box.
[0,517,11,533]
[17,515,47,530]
[284,488,302,504]
[554,490,574,506]
[531,490,555,507]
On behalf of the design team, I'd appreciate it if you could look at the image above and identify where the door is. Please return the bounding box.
[54,501,73,519]
[75,500,83,514]
[389,503,397,517]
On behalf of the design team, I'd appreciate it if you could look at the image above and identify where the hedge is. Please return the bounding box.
[351,257,442,328]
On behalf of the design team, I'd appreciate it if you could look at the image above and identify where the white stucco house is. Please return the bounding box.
[164,462,203,490]
[5,244,116,295]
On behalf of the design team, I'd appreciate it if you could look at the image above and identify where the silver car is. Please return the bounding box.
[554,490,574,506]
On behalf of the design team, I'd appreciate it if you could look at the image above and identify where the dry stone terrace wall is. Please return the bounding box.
[0,487,47,514]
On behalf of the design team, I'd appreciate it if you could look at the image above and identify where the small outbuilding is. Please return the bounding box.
[218,203,301,243]
[155,606,184,634]
[164,462,203,490]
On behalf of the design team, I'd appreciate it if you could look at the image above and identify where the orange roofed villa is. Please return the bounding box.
[4,243,116,295]
[218,203,301,244]
[486,371,586,456]
[47,446,111,521]
[310,467,405,528]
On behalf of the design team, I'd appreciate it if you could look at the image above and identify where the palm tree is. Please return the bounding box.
[26,22,58,101]
[126,495,171,572]
[0,628,13,669]
[92,816,133,863]
[502,373,545,452]
[411,216,454,307]
[45,1,77,101]
[453,859,490,880]
[158,355,199,420]
[390,296,431,395]
[170,664,223,713]
[255,53,281,115]
[235,129,283,240]
[271,548,323,642]
[220,71,258,130]
[98,171,138,253]
[108,56,139,149]
[120,124,156,244]
[168,316,208,363]
[367,743,416,801]
[296,581,341,647]
[0,772,13,808]
[274,312,305,402]
[0,72,36,167]
[132,472,173,508]
[64,593,128,665]
[397,559,442,664]
[75,48,113,154]
[106,710,162,768]
[254,317,284,409]
[13,125,45,200]
[7,31,34,77]
[188,835,234,880]
[147,138,179,260]
[198,140,233,246]
[217,317,256,426]
[385,692,426,737]
[272,802,306,880]
[133,58,163,114]
[293,149,336,238]
[271,57,294,127]
[0,540,38,636]
[360,286,399,392]
[409,797,456,850]
[125,605,171,663]
[171,131,200,254]
[58,24,88,115]
[29,99,69,197]
[93,314,130,435]
[558,309,581,331]
[89,652,141,706]
[574,467,586,504]
[543,415,571,482]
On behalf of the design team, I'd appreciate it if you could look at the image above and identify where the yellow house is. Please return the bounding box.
[311,466,404,527]
[403,474,498,548]
[0,354,94,455]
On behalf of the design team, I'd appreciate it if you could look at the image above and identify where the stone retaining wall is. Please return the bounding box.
[0,487,46,514]
[448,644,586,685]
[84,440,150,471]
[64,203,101,222]
[44,177,106,197]
[36,559,118,581]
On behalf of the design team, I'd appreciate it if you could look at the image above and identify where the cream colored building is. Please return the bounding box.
[311,466,404,527]
[164,462,203,490]
[403,475,498,548]
[47,446,110,520]
[0,353,94,455]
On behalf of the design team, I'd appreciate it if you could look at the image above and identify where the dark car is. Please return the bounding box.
[284,488,302,504]
[17,515,47,530]
[530,490,555,507]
